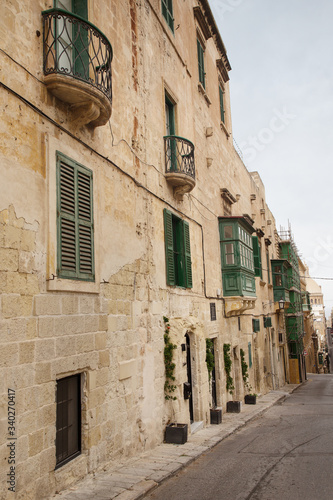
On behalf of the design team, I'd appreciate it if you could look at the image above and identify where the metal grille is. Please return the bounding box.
[164,136,195,179]
[42,8,112,102]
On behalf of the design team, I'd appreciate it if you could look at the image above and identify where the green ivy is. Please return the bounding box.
[223,344,234,395]
[206,339,215,380]
[163,316,177,400]
[240,348,249,384]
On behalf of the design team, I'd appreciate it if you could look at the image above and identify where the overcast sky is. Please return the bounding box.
[210,0,333,319]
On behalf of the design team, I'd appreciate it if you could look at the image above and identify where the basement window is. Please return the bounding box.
[56,374,81,468]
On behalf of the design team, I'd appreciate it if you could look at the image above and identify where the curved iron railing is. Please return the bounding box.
[163,135,195,179]
[42,8,112,102]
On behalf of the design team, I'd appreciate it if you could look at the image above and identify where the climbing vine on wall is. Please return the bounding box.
[206,339,215,381]
[223,343,235,395]
[163,316,177,400]
[240,348,249,384]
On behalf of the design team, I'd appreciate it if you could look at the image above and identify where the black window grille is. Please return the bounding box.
[56,374,81,468]
[210,303,216,321]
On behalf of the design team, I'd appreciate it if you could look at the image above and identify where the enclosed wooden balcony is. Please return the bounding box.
[42,8,113,127]
[164,136,196,199]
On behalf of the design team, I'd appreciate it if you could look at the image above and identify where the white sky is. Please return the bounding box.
[210,0,333,320]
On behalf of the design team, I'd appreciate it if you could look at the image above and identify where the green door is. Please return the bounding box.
[165,95,177,171]
[55,0,89,80]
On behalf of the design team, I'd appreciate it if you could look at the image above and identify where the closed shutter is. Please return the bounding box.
[252,236,262,278]
[197,38,205,88]
[57,153,94,280]
[264,316,272,328]
[163,209,175,286]
[219,85,225,123]
[77,169,94,277]
[252,318,260,332]
[58,161,76,275]
[183,220,192,288]
[161,0,174,32]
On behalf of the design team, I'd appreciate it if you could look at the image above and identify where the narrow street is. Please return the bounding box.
[144,374,333,500]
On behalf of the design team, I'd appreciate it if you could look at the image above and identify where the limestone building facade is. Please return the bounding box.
[0,0,306,498]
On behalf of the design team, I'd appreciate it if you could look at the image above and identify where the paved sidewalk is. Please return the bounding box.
[52,385,299,500]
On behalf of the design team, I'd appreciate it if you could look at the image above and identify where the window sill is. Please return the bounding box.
[47,277,100,294]
[220,120,230,139]
[198,82,211,106]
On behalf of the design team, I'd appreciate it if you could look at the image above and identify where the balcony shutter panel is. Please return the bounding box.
[183,220,192,288]
[163,209,175,286]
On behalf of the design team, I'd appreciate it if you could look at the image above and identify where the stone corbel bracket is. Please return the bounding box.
[224,296,256,317]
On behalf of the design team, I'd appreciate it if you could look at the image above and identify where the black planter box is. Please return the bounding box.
[165,423,188,444]
[226,401,241,413]
[244,395,257,405]
[210,408,222,424]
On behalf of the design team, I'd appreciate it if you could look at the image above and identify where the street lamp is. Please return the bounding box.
[279,298,285,310]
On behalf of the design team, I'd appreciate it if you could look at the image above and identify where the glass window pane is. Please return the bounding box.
[224,225,233,239]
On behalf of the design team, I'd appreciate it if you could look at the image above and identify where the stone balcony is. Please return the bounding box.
[164,135,196,199]
[42,8,113,127]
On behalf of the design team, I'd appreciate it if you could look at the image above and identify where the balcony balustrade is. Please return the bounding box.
[42,8,113,127]
[163,135,196,198]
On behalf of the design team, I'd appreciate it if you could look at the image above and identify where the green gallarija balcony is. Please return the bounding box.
[164,135,196,199]
[42,8,113,127]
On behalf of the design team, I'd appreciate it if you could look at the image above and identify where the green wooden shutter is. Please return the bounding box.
[77,167,94,278]
[72,0,88,19]
[163,209,175,286]
[161,0,174,32]
[197,38,205,89]
[183,220,192,288]
[72,0,89,79]
[266,251,271,284]
[252,318,260,332]
[57,153,94,281]
[58,160,77,275]
[219,85,225,123]
[264,316,272,328]
[252,236,262,278]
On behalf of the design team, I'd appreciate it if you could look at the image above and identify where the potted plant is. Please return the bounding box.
[210,406,222,424]
[244,394,257,405]
[224,344,241,413]
[165,423,188,444]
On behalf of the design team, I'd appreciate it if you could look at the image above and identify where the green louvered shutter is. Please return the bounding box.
[163,209,175,286]
[77,167,94,279]
[197,38,205,89]
[183,220,192,288]
[161,0,174,32]
[252,236,262,278]
[219,85,225,123]
[59,160,76,275]
[57,153,94,280]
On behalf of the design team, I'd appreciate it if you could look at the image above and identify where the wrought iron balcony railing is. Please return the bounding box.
[42,8,112,102]
[164,136,195,179]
